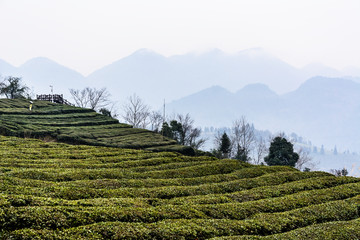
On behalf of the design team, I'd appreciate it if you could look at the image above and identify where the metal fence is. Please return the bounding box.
[36,94,73,106]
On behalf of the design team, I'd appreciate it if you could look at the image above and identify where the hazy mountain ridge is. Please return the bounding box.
[167,76,360,153]
[1,48,360,105]
[0,57,85,99]
[0,59,17,76]
[86,48,309,106]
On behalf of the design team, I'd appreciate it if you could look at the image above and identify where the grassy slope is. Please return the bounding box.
[0,99,193,154]
[0,136,360,239]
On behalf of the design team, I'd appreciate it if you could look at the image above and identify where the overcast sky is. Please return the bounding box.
[0,0,359,75]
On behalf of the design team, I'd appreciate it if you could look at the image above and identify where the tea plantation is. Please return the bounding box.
[0,135,359,239]
[0,99,192,154]
[1,99,360,239]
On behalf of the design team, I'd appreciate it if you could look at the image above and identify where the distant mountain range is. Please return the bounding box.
[167,77,360,152]
[1,48,359,106]
[1,49,360,152]
[0,57,85,100]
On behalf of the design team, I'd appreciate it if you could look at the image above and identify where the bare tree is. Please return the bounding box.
[176,113,194,145]
[231,116,255,161]
[162,113,206,150]
[122,94,150,128]
[330,168,348,176]
[88,88,111,110]
[212,131,224,150]
[176,113,206,149]
[149,111,163,132]
[188,127,206,149]
[69,87,110,111]
[252,136,268,164]
[295,146,315,171]
[69,88,89,108]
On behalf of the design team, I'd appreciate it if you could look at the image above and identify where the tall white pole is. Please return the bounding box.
[163,99,166,123]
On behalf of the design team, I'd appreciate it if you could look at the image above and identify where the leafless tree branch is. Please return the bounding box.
[122,94,150,128]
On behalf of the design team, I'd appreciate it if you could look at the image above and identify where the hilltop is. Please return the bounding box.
[0,98,193,154]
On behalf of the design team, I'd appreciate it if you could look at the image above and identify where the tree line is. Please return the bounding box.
[210,117,314,170]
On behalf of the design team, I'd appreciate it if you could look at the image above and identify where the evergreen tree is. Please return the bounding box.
[219,132,231,158]
[161,122,173,139]
[234,144,249,162]
[264,136,299,167]
[161,120,185,144]
[169,120,184,144]
[161,115,206,150]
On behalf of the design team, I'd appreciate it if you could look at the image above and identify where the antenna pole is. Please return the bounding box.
[162,99,166,137]
[163,99,166,124]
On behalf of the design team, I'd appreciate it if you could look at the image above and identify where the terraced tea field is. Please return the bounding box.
[1,135,360,239]
[0,99,192,154]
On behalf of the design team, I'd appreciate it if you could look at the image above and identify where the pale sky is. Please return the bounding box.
[0,0,359,75]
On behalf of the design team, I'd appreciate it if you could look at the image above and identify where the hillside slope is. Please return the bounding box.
[0,136,360,239]
[0,98,192,154]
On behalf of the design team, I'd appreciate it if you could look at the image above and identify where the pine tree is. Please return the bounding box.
[219,132,231,158]
[264,136,299,167]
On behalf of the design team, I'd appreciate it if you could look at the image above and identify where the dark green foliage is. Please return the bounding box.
[234,145,249,162]
[170,120,184,144]
[331,167,349,176]
[219,132,231,158]
[160,122,172,138]
[0,76,29,99]
[212,215,360,240]
[161,114,205,150]
[264,136,299,167]
[99,108,112,117]
[161,120,184,144]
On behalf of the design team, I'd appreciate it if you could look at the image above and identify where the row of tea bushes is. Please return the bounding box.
[1,135,359,239]
[4,196,360,239]
[213,218,360,239]
[2,182,360,231]
[0,99,188,153]
[1,171,331,200]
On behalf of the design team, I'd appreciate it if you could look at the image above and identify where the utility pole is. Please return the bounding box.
[163,99,166,124]
[162,99,166,138]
